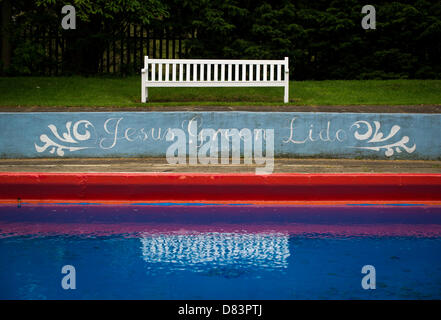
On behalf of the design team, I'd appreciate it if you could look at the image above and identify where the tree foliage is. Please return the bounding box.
[4,0,168,74]
[180,0,441,79]
[2,0,440,79]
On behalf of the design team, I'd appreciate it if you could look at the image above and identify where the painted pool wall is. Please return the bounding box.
[0,112,440,159]
[1,173,441,202]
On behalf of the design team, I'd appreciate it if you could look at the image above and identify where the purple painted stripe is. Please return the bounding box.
[1,204,441,225]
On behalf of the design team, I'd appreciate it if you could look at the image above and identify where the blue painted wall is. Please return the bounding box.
[0,112,439,159]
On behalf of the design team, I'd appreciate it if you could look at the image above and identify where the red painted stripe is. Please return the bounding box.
[0,172,440,202]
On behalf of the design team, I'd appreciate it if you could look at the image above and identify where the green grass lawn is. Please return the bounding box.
[0,76,440,107]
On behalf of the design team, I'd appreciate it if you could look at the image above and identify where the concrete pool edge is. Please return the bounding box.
[0,172,440,204]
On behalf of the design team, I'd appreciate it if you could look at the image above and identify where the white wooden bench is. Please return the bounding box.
[141,56,289,103]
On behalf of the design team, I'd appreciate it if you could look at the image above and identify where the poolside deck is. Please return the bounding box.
[2,104,441,113]
[1,158,440,173]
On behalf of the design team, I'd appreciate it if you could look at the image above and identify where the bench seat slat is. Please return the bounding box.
[151,63,155,81]
[201,63,205,81]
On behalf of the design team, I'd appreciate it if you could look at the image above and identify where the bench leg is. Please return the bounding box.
[284,84,289,103]
[141,86,148,103]
[141,70,148,102]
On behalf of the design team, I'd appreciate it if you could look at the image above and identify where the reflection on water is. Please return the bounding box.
[1,229,441,299]
[140,232,290,271]
[2,203,441,299]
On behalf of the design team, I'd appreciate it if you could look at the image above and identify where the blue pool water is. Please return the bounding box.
[1,204,441,299]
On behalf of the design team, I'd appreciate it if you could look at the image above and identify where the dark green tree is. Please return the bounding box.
[3,0,440,79]
[35,0,168,74]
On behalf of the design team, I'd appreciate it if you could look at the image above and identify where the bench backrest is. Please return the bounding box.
[142,56,289,83]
